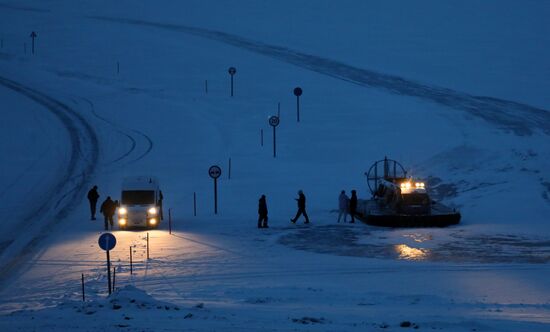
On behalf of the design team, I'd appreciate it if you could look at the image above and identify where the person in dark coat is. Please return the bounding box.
[100,196,116,230]
[158,190,164,220]
[290,190,310,224]
[87,185,100,220]
[258,195,268,228]
[349,190,358,223]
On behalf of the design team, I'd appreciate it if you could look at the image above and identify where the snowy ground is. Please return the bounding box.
[0,1,549,331]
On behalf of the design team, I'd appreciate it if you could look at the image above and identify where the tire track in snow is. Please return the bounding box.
[77,97,154,165]
[0,77,99,284]
[78,97,137,164]
[89,16,550,136]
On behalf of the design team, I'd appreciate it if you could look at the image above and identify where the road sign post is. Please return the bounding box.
[293,87,303,122]
[98,233,116,295]
[29,31,37,55]
[269,116,280,158]
[208,165,222,214]
[228,67,236,97]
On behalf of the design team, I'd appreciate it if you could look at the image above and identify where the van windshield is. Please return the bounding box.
[122,190,155,205]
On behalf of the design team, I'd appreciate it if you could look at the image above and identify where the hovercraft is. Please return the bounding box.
[356,157,460,227]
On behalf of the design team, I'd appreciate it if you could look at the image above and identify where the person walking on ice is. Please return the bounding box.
[337,190,349,223]
[291,190,310,224]
[87,185,99,220]
[100,196,116,230]
[258,194,268,228]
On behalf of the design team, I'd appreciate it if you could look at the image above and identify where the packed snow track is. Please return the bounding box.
[90,16,550,136]
[0,76,99,285]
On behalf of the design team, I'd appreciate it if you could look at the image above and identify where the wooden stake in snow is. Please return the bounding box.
[29,31,37,55]
[147,232,150,260]
[168,208,172,234]
[81,273,85,302]
[260,129,264,147]
[193,192,197,217]
[129,246,133,275]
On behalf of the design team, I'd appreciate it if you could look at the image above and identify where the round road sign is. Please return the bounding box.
[293,87,303,96]
[228,67,236,75]
[98,233,117,251]
[269,115,280,127]
[208,165,222,179]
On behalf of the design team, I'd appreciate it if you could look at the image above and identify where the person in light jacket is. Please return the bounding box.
[349,190,358,224]
[337,190,349,223]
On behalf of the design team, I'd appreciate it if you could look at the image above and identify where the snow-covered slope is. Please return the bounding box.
[0,1,549,331]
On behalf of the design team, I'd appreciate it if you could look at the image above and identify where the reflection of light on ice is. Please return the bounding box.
[394,244,428,260]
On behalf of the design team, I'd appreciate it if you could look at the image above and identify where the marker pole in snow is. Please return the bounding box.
[193,192,197,217]
[147,232,150,260]
[129,246,133,275]
[208,165,222,214]
[117,61,120,75]
[168,208,172,234]
[29,31,36,55]
[81,273,85,302]
[228,158,232,180]
[228,67,236,97]
[269,116,280,158]
[293,87,303,122]
[260,129,264,147]
[112,267,116,292]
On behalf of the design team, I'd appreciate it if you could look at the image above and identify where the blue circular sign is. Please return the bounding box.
[98,233,117,251]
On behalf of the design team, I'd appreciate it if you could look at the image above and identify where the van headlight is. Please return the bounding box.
[148,207,157,215]
[118,207,127,215]
[119,218,127,225]
[149,218,157,225]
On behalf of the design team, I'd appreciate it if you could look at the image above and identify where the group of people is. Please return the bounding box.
[257,190,310,228]
[87,185,118,231]
[337,189,358,223]
[257,189,358,228]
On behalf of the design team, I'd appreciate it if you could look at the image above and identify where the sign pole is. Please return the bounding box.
[107,250,112,295]
[208,165,222,215]
[273,126,276,158]
[293,87,303,123]
[214,178,218,214]
[268,116,280,159]
[98,233,117,295]
[81,273,85,302]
